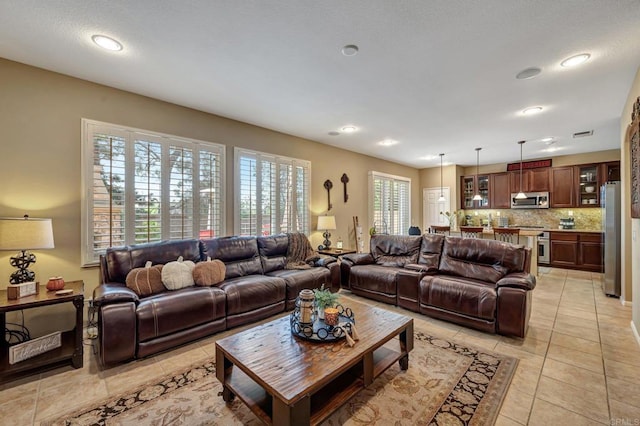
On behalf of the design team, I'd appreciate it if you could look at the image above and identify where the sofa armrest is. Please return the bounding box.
[314,255,337,267]
[496,272,536,291]
[404,263,437,274]
[341,253,374,266]
[93,283,140,306]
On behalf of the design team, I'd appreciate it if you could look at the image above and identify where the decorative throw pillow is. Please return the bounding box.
[125,261,164,297]
[162,256,196,290]
[193,256,226,286]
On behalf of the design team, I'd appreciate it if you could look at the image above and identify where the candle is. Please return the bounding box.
[324,307,339,326]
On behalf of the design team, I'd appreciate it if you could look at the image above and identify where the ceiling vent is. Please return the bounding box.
[572,130,594,138]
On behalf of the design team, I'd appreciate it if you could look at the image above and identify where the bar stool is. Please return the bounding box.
[460,226,484,239]
[493,227,520,243]
[430,225,450,235]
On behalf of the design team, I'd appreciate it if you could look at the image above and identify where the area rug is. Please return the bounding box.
[42,329,517,426]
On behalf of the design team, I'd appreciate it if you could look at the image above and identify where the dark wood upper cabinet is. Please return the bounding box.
[508,169,549,194]
[576,164,600,207]
[601,161,621,183]
[550,166,575,207]
[490,172,511,209]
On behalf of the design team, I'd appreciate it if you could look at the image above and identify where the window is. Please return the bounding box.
[368,171,411,235]
[234,148,310,236]
[81,119,225,265]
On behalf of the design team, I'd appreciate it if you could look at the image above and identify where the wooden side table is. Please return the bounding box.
[317,248,356,258]
[0,280,84,383]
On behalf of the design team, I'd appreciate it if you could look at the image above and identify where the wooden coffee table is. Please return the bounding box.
[215,300,413,425]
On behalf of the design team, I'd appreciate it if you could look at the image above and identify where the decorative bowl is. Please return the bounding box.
[588,199,597,204]
[585,186,595,193]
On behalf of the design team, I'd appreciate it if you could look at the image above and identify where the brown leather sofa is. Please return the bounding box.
[340,234,536,337]
[94,234,339,366]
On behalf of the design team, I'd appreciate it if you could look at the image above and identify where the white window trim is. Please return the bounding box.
[368,170,412,236]
[81,118,226,266]
[233,147,311,236]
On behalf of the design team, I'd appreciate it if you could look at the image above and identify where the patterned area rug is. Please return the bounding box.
[43,329,517,426]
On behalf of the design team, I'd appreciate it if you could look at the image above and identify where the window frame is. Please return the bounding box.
[233,147,311,236]
[81,119,226,266]
[368,171,412,236]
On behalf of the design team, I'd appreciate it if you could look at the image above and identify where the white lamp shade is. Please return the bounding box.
[317,215,336,231]
[0,217,55,250]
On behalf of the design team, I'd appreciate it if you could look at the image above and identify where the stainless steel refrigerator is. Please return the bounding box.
[601,182,621,297]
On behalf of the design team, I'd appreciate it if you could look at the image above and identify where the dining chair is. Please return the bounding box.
[430,225,450,235]
[493,227,520,243]
[460,226,484,239]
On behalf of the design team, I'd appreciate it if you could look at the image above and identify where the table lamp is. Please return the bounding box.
[0,215,55,284]
[317,215,337,249]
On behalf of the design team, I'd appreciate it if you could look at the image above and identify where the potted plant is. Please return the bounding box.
[313,284,340,320]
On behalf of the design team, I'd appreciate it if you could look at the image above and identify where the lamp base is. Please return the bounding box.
[322,230,332,249]
[9,250,37,284]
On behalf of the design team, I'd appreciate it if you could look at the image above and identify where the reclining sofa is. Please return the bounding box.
[340,234,536,337]
[94,234,339,366]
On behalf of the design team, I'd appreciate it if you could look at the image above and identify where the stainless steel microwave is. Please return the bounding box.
[510,192,550,209]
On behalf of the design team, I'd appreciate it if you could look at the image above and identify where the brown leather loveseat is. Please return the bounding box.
[340,234,535,337]
[94,234,339,366]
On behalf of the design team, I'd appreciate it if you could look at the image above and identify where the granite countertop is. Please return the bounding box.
[543,228,603,233]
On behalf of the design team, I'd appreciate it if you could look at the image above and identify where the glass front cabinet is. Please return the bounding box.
[461,175,490,209]
[577,164,599,207]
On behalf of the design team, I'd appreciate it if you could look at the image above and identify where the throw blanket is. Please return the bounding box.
[285,232,320,269]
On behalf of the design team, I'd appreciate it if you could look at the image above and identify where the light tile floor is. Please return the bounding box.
[1,268,638,425]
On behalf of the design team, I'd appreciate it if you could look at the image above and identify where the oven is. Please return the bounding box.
[538,231,550,264]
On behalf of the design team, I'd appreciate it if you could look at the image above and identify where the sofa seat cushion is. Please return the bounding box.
[350,265,405,295]
[137,286,226,342]
[219,275,286,316]
[420,275,497,321]
[266,267,330,301]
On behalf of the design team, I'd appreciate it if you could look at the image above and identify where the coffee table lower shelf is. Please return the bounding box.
[220,343,407,426]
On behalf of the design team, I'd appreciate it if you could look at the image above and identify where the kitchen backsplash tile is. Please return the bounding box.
[461,208,602,231]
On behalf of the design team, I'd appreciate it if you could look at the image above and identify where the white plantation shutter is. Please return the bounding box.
[82,119,225,265]
[235,148,310,236]
[368,171,411,235]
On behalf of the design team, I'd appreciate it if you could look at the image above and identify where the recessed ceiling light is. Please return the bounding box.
[540,137,554,142]
[92,35,123,51]
[561,53,590,67]
[341,44,359,56]
[378,139,398,146]
[328,131,340,136]
[516,67,542,80]
[341,125,357,133]
[522,106,543,115]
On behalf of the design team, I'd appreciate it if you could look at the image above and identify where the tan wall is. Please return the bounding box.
[621,66,640,334]
[458,149,621,176]
[0,59,419,333]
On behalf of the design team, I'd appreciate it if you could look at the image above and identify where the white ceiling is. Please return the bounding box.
[1,0,639,168]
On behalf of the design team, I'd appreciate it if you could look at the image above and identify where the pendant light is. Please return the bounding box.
[438,153,446,202]
[515,141,527,199]
[472,147,482,201]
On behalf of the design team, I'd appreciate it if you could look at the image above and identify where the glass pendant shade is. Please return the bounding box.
[472,147,482,201]
[438,153,446,201]
[515,141,527,199]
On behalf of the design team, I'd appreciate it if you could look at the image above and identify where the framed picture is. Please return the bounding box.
[629,112,640,218]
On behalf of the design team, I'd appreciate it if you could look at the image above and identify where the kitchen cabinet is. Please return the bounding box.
[461,175,489,209]
[550,167,575,207]
[576,164,600,207]
[549,231,603,272]
[601,161,621,183]
[509,168,549,194]
[490,172,510,208]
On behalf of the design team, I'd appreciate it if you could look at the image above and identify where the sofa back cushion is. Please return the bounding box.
[370,235,422,267]
[438,237,526,284]
[104,239,201,284]
[200,236,263,279]
[257,234,288,273]
[417,233,445,272]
